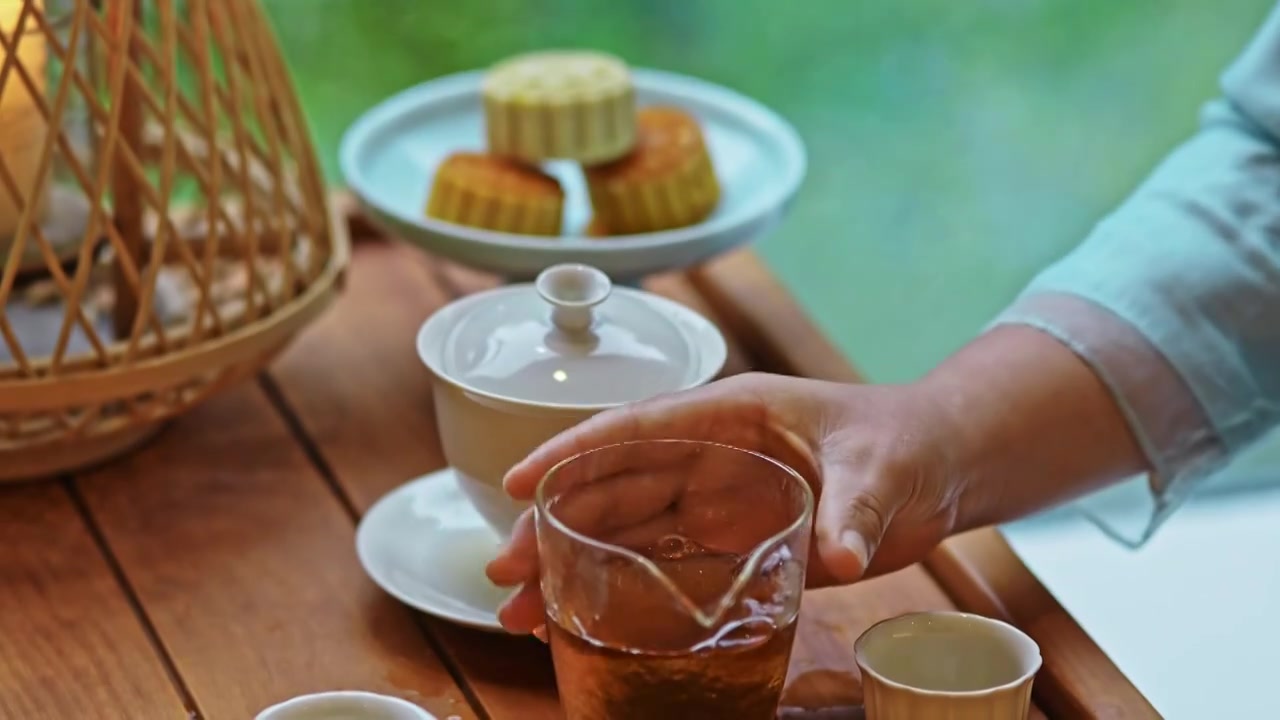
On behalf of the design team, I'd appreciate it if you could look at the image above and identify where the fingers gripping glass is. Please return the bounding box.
[535,439,815,720]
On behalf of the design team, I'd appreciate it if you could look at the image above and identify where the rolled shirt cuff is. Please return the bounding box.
[992,291,1229,546]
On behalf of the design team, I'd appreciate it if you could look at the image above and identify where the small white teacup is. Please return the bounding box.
[255,691,437,720]
[855,611,1042,720]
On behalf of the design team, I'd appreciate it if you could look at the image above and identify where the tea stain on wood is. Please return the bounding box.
[0,483,190,720]
[73,385,476,720]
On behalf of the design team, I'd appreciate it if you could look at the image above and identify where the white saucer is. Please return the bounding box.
[356,467,510,632]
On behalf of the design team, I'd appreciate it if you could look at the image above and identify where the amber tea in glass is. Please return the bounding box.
[536,440,815,720]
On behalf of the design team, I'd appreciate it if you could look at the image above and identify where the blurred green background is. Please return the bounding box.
[261,0,1274,383]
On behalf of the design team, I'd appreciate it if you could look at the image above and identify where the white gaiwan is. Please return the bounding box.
[417,264,727,535]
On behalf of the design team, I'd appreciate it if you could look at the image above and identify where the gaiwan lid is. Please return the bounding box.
[417,265,727,408]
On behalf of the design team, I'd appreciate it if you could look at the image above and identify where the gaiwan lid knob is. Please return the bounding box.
[536,264,612,334]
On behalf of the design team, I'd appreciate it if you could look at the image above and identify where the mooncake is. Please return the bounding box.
[483,50,636,164]
[583,107,720,235]
[425,152,564,236]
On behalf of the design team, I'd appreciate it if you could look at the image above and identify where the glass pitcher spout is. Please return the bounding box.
[589,520,811,634]
[536,440,815,720]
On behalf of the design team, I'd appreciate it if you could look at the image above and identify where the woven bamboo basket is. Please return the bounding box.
[0,0,348,480]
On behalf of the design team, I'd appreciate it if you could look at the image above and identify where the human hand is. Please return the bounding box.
[485,371,970,634]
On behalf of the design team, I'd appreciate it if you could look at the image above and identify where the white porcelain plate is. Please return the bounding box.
[356,468,509,632]
[339,68,806,280]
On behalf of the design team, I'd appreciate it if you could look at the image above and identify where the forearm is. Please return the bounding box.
[920,324,1149,531]
[926,11,1280,541]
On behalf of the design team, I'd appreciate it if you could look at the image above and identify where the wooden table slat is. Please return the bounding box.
[0,484,190,720]
[270,243,564,719]
[73,385,477,720]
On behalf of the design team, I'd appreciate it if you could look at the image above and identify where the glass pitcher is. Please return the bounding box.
[536,440,815,720]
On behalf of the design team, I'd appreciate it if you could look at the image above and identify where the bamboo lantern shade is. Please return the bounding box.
[0,0,348,480]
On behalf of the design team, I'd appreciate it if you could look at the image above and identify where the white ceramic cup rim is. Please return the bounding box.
[854,611,1043,698]
[254,690,436,720]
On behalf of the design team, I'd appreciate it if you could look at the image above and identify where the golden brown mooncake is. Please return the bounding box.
[583,106,720,235]
[483,50,636,164]
[425,152,564,236]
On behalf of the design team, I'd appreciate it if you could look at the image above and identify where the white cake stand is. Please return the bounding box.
[339,68,806,282]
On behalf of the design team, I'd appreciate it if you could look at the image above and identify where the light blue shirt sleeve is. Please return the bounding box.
[993,3,1280,545]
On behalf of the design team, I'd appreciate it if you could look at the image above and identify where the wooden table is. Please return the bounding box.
[0,207,1160,719]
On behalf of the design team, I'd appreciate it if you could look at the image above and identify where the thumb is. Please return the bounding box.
[814,469,897,584]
